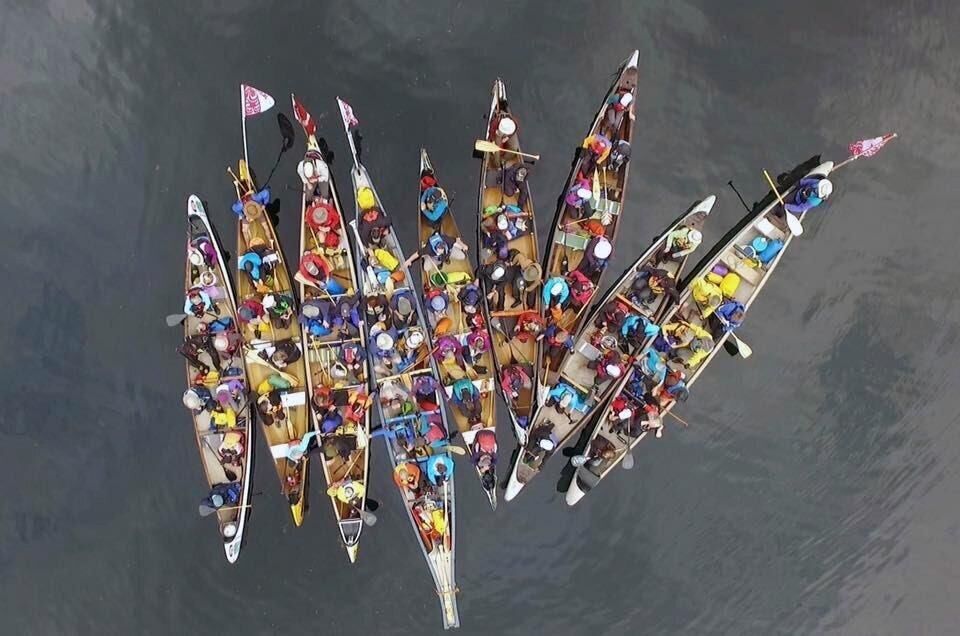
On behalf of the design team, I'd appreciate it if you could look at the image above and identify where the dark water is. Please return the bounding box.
[3,0,960,634]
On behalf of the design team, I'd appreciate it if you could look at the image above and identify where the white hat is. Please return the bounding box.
[222,522,237,538]
[188,249,204,267]
[376,333,394,350]
[817,179,833,199]
[593,238,613,259]
[405,329,425,349]
[538,437,555,451]
[262,294,277,310]
[213,333,230,352]
[301,160,315,179]
[491,265,506,281]
[617,408,632,420]
[688,229,702,243]
[496,214,508,230]
[550,281,565,296]
[619,92,634,107]
[576,187,592,200]
[497,117,516,136]
[606,364,622,378]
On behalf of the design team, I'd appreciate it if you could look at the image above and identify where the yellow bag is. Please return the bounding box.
[706,272,724,285]
[357,187,376,209]
[373,248,399,271]
[720,273,741,298]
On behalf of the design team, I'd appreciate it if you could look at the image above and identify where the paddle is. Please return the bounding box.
[474,139,540,161]
[199,502,252,517]
[261,113,296,189]
[763,169,803,236]
[716,314,753,359]
[166,313,189,326]
[354,506,378,526]
[243,347,299,386]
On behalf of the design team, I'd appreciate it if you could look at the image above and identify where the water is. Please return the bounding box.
[2,0,959,634]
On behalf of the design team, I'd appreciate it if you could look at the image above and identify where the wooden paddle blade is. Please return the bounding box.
[474,139,499,154]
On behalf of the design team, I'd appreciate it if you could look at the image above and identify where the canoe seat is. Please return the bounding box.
[720,254,762,287]
[576,340,602,361]
[593,198,621,216]
[280,391,307,408]
[553,231,589,251]
[754,217,786,241]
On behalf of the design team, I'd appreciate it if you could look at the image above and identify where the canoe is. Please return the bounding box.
[230,159,311,526]
[504,195,715,502]
[565,158,833,505]
[536,50,640,405]
[292,94,371,562]
[338,98,459,630]
[181,195,253,563]
[476,78,542,442]
[418,148,499,509]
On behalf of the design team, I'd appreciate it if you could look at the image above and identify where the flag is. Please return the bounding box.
[848,133,896,159]
[337,97,359,129]
[241,84,275,118]
[291,94,316,137]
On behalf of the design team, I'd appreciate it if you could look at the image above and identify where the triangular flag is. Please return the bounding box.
[291,93,316,137]
[241,84,275,118]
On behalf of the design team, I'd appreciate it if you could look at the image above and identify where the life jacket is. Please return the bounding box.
[393,462,421,490]
[427,233,449,258]
[426,454,454,485]
[299,252,332,284]
[211,407,238,429]
[476,429,497,453]
[420,187,448,222]
[238,251,263,281]
[237,299,265,324]
[567,271,594,304]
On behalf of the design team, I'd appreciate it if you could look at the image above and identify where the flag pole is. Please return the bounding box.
[240,84,250,170]
[834,133,898,171]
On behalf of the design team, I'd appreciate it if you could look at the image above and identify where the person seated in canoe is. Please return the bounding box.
[257,389,292,436]
[479,260,513,312]
[406,231,469,270]
[369,328,400,371]
[298,251,346,295]
[588,349,627,389]
[663,225,703,261]
[305,195,342,250]
[344,389,370,427]
[607,139,632,172]
[528,421,560,455]
[606,394,637,435]
[311,384,336,417]
[419,175,448,227]
[299,299,332,338]
[655,319,708,354]
[489,112,518,148]
[393,462,422,494]
[458,282,483,322]
[209,399,238,430]
[262,292,296,330]
[327,477,365,507]
[178,332,219,376]
[357,196,392,248]
[500,163,531,208]
[435,335,468,380]
[184,286,217,320]
[654,368,689,409]
[784,176,833,216]
[237,297,270,338]
[638,404,664,439]
[545,383,584,418]
[506,248,542,309]
[543,324,574,369]
[238,249,269,291]
[542,277,571,322]
[400,327,427,369]
[412,375,441,411]
[636,349,668,394]
[564,177,593,220]
[472,428,497,473]
[182,384,214,413]
[319,408,344,436]
[462,331,490,375]
[602,88,634,139]
[629,264,679,306]
[212,329,241,363]
[200,482,242,515]
[329,298,361,338]
[714,300,746,333]
[583,436,618,469]
[580,133,612,177]
[298,150,331,200]
[566,270,595,312]
[512,310,545,344]
[577,235,613,279]
[258,339,302,370]
[594,299,628,332]
[619,313,660,353]
[451,378,483,427]
[364,294,391,330]
[390,292,418,330]
[214,374,245,412]
[320,433,357,462]
[188,236,217,269]
[231,187,273,248]
[500,363,532,405]
[672,333,715,370]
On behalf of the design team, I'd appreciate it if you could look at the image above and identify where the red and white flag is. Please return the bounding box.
[337,97,359,129]
[241,84,275,118]
[848,133,896,158]
[291,93,316,137]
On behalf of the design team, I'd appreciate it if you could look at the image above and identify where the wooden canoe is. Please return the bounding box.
[476,78,542,442]
[418,148,498,509]
[292,94,371,562]
[231,160,311,526]
[182,195,253,563]
[565,158,834,505]
[338,98,459,629]
[504,195,714,502]
[536,50,640,405]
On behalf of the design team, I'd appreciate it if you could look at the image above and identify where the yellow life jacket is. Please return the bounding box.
[373,248,399,271]
[357,187,376,209]
[211,408,237,429]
